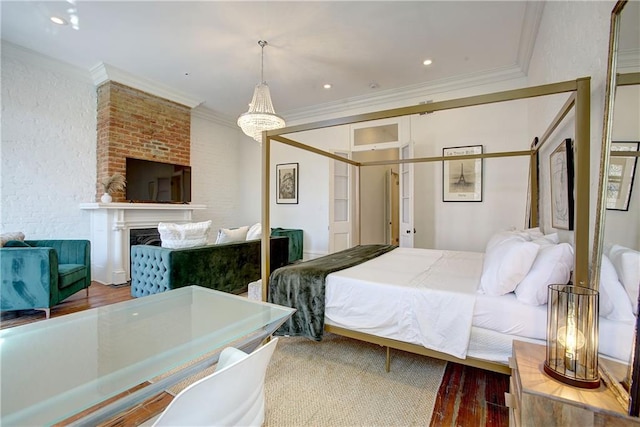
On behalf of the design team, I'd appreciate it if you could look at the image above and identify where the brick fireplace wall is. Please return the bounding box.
[96,81,191,202]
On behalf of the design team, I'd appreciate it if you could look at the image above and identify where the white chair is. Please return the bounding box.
[150,337,279,426]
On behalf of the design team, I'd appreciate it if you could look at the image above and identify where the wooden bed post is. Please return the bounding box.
[573,77,591,288]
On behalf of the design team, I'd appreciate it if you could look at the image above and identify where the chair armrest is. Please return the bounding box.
[0,247,58,307]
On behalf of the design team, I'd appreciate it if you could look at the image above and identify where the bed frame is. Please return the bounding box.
[259,77,592,374]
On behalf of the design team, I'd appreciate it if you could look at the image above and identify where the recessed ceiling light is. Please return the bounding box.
[323,83,332,89]
[423,59,433,66]
[50,16,68,25]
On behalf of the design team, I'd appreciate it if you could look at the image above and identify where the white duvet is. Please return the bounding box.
[325,247,483,359]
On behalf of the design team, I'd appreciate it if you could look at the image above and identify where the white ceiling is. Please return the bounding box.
[1,1,544,123]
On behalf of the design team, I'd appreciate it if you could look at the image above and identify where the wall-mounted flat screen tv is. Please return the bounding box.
[125,158,192,203]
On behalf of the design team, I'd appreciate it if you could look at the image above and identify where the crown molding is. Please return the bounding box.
[191,105,238,129]
[90,63,204,108]
[517,1,545,75]
[283,65,526,123]
[1,40,93,83]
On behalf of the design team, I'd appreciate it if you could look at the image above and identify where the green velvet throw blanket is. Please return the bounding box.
[268,244,397,340]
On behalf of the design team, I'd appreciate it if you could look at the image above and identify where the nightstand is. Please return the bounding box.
[506,340,640,426]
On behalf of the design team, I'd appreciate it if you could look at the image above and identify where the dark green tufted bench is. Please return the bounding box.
[130,236,289,298]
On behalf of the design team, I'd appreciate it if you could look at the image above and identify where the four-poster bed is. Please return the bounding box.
[257,77,598,375]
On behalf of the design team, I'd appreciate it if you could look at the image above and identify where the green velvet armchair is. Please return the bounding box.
[0,240,91,318]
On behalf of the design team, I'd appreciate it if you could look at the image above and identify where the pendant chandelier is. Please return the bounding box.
[237,40,285,144]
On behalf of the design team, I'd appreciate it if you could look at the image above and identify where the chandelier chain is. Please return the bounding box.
[259,40,267,83]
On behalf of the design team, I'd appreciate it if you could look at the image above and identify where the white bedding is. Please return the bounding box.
[325,247,634,364]
[473,292,547,339]
[325,248,482,359]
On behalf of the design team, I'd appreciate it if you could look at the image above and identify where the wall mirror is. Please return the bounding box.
[593,0,640,416]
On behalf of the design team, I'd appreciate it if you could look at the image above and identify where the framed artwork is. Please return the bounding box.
[442,145,483,202]
[276,163,299,204]
[606,141,639,211]
[549,138,574,230]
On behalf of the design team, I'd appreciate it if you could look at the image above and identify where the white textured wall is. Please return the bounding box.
[237,134,262,227]
[190,111,246,241]
[1,44,97,239]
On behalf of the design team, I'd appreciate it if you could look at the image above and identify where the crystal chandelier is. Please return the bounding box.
[237,40,285,144]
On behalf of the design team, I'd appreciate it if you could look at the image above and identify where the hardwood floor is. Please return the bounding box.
[0,282,133,329]
[1,282,510,426]
[431,363,510,426]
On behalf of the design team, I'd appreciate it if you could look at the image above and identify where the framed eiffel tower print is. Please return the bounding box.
[443,145,483,202]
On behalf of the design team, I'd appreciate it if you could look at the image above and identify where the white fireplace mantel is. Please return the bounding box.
[80,202,206,285]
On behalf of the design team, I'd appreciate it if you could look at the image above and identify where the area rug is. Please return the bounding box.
[167,333,447,426]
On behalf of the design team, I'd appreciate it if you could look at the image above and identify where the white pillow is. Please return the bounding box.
[215,226,249,244]
[608,244,640,314]
[514,243,574,305]
[600,254,635,321]
[158,220,212,249]
[480,237,539,296]
[246,223,262,241]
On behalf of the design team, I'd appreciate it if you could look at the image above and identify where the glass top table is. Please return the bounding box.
[0,286,295,426]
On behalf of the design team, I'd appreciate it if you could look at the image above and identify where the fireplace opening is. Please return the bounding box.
[130,228,162,247]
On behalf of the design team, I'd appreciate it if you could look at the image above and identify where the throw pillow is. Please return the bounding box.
[480,236,539,296]
[246,223,262,241]
[158,220,212,249]
[215,226,249,244]
[514,243,574,305]
[1,231,25,247]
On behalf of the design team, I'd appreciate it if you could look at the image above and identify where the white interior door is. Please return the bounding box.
[329,152,353,252]
[399,142,414,247]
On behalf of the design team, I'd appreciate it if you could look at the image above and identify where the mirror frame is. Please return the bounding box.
[592,0,640,417]
[591,0,625,292]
